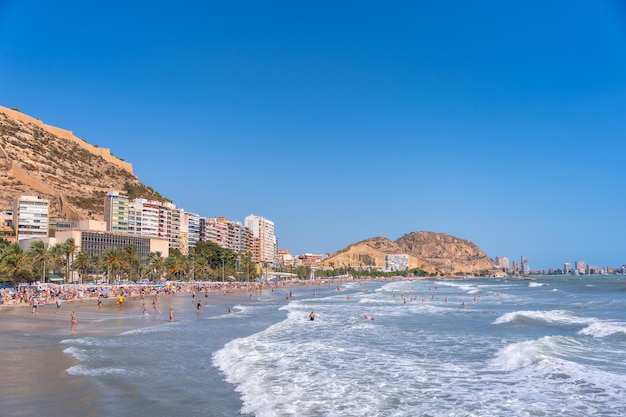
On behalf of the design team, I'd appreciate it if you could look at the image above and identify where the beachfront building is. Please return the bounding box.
[201,217,253,254]
[55,228,169,262]
[104,191,129,234]
[199,217,218,244]
[179,211,189,256]
[128,198,160,237]
[187,212,201,248]
[13,195,49,241]
[385,254,409,272]
[245,214,278,266]
[0,210,15,243]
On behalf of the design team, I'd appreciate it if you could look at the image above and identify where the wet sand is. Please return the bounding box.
[0,290,257,417]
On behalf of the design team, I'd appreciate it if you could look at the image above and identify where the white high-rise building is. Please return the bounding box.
[128,199,160,237]
[13,195,49,240]
[187,212,201,248]
[245,214,277,266]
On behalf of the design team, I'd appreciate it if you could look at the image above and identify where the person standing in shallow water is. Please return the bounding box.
[70,310,77,330]
[309,311,316,321]
[169,306,174,322]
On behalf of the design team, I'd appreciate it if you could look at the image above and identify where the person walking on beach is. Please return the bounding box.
[70,310,77,330]
[117,294,124,311]
[152,298,161,314]
[56,299,62,314]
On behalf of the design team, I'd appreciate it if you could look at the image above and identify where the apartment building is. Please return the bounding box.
[103,191,129,233]
[245,214,277,266]
[13,195,49,241]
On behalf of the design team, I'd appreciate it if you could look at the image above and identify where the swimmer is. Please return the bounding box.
[363,314,374,320]
[309,311,317,321]
[197,301,202,313]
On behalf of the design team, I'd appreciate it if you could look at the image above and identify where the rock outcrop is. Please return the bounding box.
[0,106,165,220]
[321,231,495,275]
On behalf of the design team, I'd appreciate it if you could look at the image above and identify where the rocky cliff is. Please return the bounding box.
[321,231,496,275]
[0,106,165,220]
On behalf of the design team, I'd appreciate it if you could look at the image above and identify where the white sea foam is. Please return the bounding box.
[493,309,592,326]
[66,365,127,377]
[120,322,177,336]
[489,336,578,371]
[63,346,90,362]
[528,282,547,287]
[60,337,99,346]
[578,321,626,338]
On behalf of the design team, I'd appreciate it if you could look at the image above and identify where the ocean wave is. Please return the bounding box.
[120,322,177,336]
[578,321,626,338]
[63,346,90,362]
[493,310,591,326]
[60,337,98,346]
[489,336,581,372]
[528,282,547,287]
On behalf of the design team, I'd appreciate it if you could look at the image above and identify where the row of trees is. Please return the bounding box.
[0,239,259,286]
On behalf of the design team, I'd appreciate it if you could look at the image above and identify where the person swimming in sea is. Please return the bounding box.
[363,314,374,320]
[309,311,317,321]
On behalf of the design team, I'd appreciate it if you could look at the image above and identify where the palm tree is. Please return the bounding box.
[102,247,123,284]
[164,252,185,280]
[123,244,140,282]
[49,244,66,278]
[61,238,78,283]
[26,240,50,283]
[145,251,165,282]
[73,251,92,283]
[0,243,33,285]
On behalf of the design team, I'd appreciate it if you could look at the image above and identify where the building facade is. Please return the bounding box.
[245,214,278,266]
[385,254,409,271]
[13,195,49,241]
[104,192,129,234]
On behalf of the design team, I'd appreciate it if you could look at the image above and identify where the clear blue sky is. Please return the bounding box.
[2,1,626,270]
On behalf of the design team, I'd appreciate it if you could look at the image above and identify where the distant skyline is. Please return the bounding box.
[2,1,626,270]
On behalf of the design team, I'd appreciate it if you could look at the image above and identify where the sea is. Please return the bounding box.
[2,276,626,417]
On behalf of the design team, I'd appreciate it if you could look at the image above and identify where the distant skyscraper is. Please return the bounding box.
[575,261,586,275]
[521,256,530,275]
[495,256,510,269]
[563,262,572,275]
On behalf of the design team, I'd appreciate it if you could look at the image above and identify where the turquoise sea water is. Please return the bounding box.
[3,276,626,416]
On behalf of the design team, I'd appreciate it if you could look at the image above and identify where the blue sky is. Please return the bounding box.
[1,1,626,270]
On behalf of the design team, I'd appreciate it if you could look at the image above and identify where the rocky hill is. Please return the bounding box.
[321,231,496,275]
[0,106,166,220]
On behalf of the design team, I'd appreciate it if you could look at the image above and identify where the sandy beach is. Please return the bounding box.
[0,281,291,417]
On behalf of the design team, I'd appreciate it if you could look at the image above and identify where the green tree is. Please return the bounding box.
[102,247,123,283]
[61,238,78,282]
[0,243,33,285]
[26,240,50,283]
